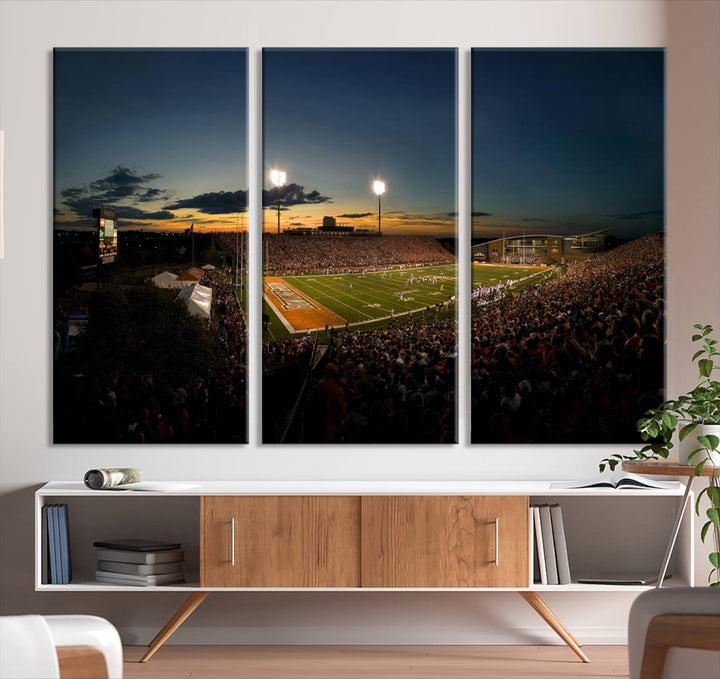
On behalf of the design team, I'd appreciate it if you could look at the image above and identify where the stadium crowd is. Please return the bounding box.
[297,311,457,444]
[471,234,665,443]
[263,234,455,275]
[55,266,248,444]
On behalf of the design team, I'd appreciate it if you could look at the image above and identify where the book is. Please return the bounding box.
[58,504,72,584]
[97,560,185,576]
[93,538,181,552]
[41,504,49,585]
[47,505,58,585]
[550,504,571,585]
[550,473,678,491]
[532,506,547,585]
[577,574,667,586]
[52,505,63,585]
[94,548,184,565]
[539,505,559,585]
[94,570,185,586]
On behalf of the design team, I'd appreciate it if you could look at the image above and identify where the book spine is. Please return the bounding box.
[58,504,71,584]
[41,505,49,585]
[50,505,60,585]
[539,505,559,585]
[550,504,572,585]
[532,506,547,585]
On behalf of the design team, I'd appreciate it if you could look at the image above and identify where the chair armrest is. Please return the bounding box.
[640,614,720,679]
[57,647,108,679]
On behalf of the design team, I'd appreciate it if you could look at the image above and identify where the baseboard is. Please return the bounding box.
[119,624,628,646]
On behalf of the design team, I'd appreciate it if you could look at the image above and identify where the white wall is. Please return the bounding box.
[1,0,718,645]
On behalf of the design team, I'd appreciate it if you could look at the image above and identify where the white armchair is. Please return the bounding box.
[628,587,720,679]
[0,615,122,679]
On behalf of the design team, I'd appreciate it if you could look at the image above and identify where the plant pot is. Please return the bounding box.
[677,423,720,466]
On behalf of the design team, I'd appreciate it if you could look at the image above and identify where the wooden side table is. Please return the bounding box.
[622,461,719,587]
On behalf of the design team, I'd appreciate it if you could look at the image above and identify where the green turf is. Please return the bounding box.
[263,263,558,339]
[265,264,459,339]
[471,263,549,289]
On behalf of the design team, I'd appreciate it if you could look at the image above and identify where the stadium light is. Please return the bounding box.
[373,180,386,235]
[271,169,286,234]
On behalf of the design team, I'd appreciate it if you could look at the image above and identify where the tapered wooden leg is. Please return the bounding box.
[140,591,210,663]
[518,591,590,663]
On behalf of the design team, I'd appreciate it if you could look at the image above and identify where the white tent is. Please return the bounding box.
[201,263,216,271]
[176,283,212,319]
[151,271,179,288]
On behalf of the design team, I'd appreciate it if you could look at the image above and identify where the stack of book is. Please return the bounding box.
[43,504,72,584]
[93,539,185,586]
[531,503,571,585]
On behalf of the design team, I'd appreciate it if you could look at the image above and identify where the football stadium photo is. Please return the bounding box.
[261,49,458,444]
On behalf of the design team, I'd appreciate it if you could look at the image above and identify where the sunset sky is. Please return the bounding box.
[263,49,457,235]
[54,48,247,232]
[472,49,664,241]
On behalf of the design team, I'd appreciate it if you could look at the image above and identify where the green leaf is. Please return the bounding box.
[707,486,720,505]
[679,422,700,441]
[701,521,711,541]
[708,508,720,528]
[710,552,720,568]
[687,448,703,464]
[704,434,720,451]
[692,350,705,361]
[698,435,720,451]
[699,359,713,377]
[695,459,708,475]
[693,334,703,342]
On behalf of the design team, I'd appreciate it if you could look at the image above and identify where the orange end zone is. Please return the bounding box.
[264,277,346,332]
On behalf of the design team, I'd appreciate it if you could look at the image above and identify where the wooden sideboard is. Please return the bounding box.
[35,481,693,664]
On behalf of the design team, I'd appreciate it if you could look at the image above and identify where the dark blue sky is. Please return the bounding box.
[263,49,457,234]
[472,49,664,239]
[54,48,247,230]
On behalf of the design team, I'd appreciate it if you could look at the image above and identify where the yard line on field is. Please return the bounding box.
[291,278,375,320]
[262,293,296,334]
[300,276,440,317]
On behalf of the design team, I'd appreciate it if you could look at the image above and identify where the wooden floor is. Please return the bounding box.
[123,645,629,678]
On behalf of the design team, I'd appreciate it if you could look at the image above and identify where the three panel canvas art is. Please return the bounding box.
[53,48,664,445]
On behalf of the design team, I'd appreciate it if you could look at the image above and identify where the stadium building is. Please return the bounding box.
[472,229,607,265]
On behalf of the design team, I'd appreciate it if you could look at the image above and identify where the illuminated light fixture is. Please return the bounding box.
[373,179,386,235]
[271,169,287,187]
[271,169,286,234]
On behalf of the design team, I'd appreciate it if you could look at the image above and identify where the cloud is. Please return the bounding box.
[521,217,549,223]
[448,211,492,217]
[290,222,305,226]
[262,183,331,208]
[614,210,664,220]
[164,190,247,214]
[338,212,373,219]
[60,166,175,220]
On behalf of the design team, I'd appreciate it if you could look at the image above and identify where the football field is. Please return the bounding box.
[263,263,551,339]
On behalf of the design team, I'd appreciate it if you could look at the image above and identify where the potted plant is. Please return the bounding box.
[600,324,720,586]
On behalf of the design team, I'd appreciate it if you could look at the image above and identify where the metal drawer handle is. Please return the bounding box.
[231,517,235,567]
[494,517,499,567]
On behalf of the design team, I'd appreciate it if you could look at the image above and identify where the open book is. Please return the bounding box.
[550,473,679,491]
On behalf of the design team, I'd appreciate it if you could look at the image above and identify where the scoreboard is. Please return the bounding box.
[93,207,118,264]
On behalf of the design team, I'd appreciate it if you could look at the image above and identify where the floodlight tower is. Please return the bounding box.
[271,169,286,234]
[373,180,386,236]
